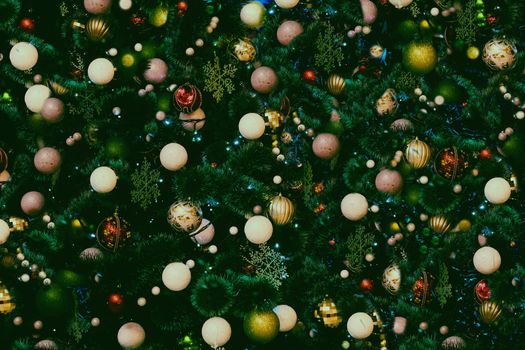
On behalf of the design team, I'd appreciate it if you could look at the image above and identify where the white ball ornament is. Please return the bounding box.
[341,193,368,221]
[239,113,266,140]
[24,84,51,113]
[88,58,115,85]
[117,322,145,349]
[160,143,188,171]
[347,312,374,339]
[275,0,300,8]
[244,215,273,244]
[484,177,511,204]
[0,219,10,244]
[240,2,266,29]
[201,317,232,348]
[389,0,413,9]
[10,42,39,70]
[162,262,191,291]
[273,304,297,332]
[473,246,501,275]
[90,166,118,193]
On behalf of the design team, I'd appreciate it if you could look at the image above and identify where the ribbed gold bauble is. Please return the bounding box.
[314,296,343,328]
[47,80,69,95]
[243,309,280,344]
[376,88,398,116]
[268,194,295,225]
[233,38,256,62]
[86,17,110,41]
[8,216,29,232]
[405,138,431,169]
[0,283,16,314]
[478,301,502,324]
[326,74,346,96]
[429,215,451,233]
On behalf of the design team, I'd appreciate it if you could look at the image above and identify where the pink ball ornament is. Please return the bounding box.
[40,98,65,123]
[250,66,278,94]
[84,0,112,14]
[393,316,407,335]
[375,168,403,194]
[312,133,340,160]
[143,58,168,84]
[34,147,62,174]
[191,218,215,245]
[360,0,377,24]
[390,118,414,132]
[20,191,45,215]
[276,21,304,46]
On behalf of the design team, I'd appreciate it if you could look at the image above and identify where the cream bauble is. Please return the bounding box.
[239,113,266,140]
[117,322,145,349]
[347,312,374,339]
[240,2,266,29]
[244,215,273,244]
[88,58,115,85]
[275,0,300,8]
[160,143,188,171]
[389,0,413,9]
[484,177,511,204]
[9,42,39,71]
[24,84,51,113]
[162,262,191,291]
[0,219,10,245]
[201,317,232,348]
[341,193,368,221]
[473,246,501,275]
[273,305,297,332]
[90,166,118,193]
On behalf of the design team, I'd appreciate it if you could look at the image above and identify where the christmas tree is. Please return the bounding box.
[1,0,525,349]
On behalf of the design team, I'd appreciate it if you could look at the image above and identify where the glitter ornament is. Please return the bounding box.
[314,297,343,328]
[475,280,491,303]
[403,41,437,74]
[167,200,203,233]
[243,309,280,344]
[482,38,517,70]
[434,147,469,180]
[0,283,16,314]
[96,211,132,251]
[173,83,202,113]
[412,271,433,305]
[233,38,256,62]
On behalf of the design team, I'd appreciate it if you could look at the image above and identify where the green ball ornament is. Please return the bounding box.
[405,185,421,206]
[55,270,87,288]
[149,6,169,27]
[501,135,525,168]
[396,20,418,43]
[28,113,46,131]
[403,42,438,74]
[141,41,157,59]
[243,310,280,344]
[434,80,465,104]
[105,137,129,159]
[325,119,344,135]
[36,286,74,318]
[157,92,172,112]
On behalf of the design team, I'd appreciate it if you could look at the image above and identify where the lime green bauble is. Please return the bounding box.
[36,286,74,318]
[28,113,46,131]
[157,93,172,112]
[403,42,438,74]
[405,185,421,206]
[325,120,344,135]
[105,137,129,159]
[149,6,169,27]
[141,41,157,59]
[502,136,525,167]
[434,80,465,104]
[396,20,418,43]
[243,310,280,344]
[55,270,87,288]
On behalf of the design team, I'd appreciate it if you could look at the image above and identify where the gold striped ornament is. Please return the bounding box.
[478,301,502,324]
[47,80,69,95]
[86,17,110,41]
[405,138,431,169]
[429,215,451,233]
[0,283,16,314]
[326,74,346,96]
[268,194,295,225]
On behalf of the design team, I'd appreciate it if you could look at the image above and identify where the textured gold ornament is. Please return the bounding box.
[509,173,518,191]
[478,301,502,324]
[268,194,295,225]
[243,309,280,344]
[376,88,398,116]
[405,138,431,169]
[264,109,284,130]
[47,80,69,95]
[8,217,28,232]
[0,283,16,314]
[167,200,203,233]
[326,74,346,96]
[382,264,401,294]
[314,296,343,328]
[429,215,451,233]
[233,38,256,62]
[86,17,110,41]
[482,38,517,71]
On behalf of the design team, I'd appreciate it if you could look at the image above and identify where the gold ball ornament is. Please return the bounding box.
[473,246,501,275]
[376,88,398,116]
[467,46,480,60]
[167,200,203,233]
[403,42,438,74]
[0,283,16,314]
[150,6,169,27]
[389,0,413,9]
[240,2,266,29]
[314,296,343,328]
[382,264,401,294]
[405,138,431,169]
[347,312,374,339]
[86,17,110,41]
[326,74,346,96]
[47,80,69,95]
[243,309,280,344]
[268,194,295,225]
[96,211,132,251]
[8,217,29,232]
[482,38,517,70]
[478,301,502,324]
[429,215,451,233]
[264,109,284,130]
[233,38,256,62]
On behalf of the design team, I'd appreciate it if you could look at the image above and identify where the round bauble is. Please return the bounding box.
[0,219,10,245]
[326,74,346,96]
[0,170,11,188]
[162,262,191,291]
[84,0,112,14]
[239,113,266,140]
[273,305,297,332]
[41,98,65,123]
[10,42,38,70]
[0,148,7,172]
[312,133,340,160]
[478,301,502,324]
[390,118,413,132]
[360,0,378,24]
[34,340,57,350]
[201,317,232,348]
[403,42,437,74]
[240,2,266,29]
[90,166,118,193]
[0,283,15,314]
[434,80,465,104]
[167,200,203,232]
[86,16,110,41]
[347,312,374,339]
[243,309,280,344]
[314,297,343,328]
[96,212,132,251]
[117,322,145,349]
[79,247,104,262]
[277,21,303,46]
[190,218,215,245]
[405,138,431,168]
[173,83,202,113]
[149,6,168,27]
[251,66,278,94]
[36,286,74,318]
[179,108,206,131]
[376,88,398,116]
[483,38,517,70]
[105,136,129,159]
[244,215,273,244]
[341,193,368,221]
[268,194,295,225]
[484,177,511,204]
[429,215,451,233]
[389,0,413,9]
[382,264,401,294]
[160,143,188,171]
[434,147,468,180]
[20,191,45,215]
[442,336,466,349]
[25,84,51,113]
[34,147,62,174]
[473,246,501,275]
[88,58,115,85]
[275,0,299,8]
[144,58,168,84]
[375,168,403,194]
[475,280,491,302]
[233,38,256,62]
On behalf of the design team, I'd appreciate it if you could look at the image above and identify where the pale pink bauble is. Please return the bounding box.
[393,316,407,335]
[143,58,168,84]
[191,218,215,245]
[312,133,340,159]
[277,20,304,46]
[84,0,112,14]
[250,66,278,94]
[375,168,403,194]
[34,147,62,174]
[20,191,45,215]
[179,108,206,131]
[360,0,378,24]
[478,234,487,246]
[41,98,65,123]
[390,118,414,132]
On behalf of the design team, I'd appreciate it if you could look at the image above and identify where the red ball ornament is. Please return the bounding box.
[412,271,433,305]
[177,1,188,12]
[434,147,469,180]
[475,280,491,302]
[173,83,202,113]
[328,239,336,246]
[107,293,125,313]
[131,15,146,25]
[302,69,317,84]
[96,211,132,251]
[360,278,374,292]
[479,149,491,159]
[19,18,35,32]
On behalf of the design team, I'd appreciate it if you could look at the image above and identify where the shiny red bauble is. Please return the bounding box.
[173,83,203,113]
[19,18,35,32]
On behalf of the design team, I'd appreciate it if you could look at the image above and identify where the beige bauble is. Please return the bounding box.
[117,322,145,349]
[473,246,501,275]
[10,42,38,71]
[484,177,511,204]
[0,219,10,245]
[201,317,232,348]
[90,166,118,193]
[347,312,374,339]
[160,143,188,171]
[244,215,273,244]
[273,304,297,332]
[239,113,266,140]
[88,58,115,85]
[240,2,266,29]
[341,193,368,221]
[24,84,51,113]
[389,0,413,9]
[275,0,300,8]
[162,262,191,291]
